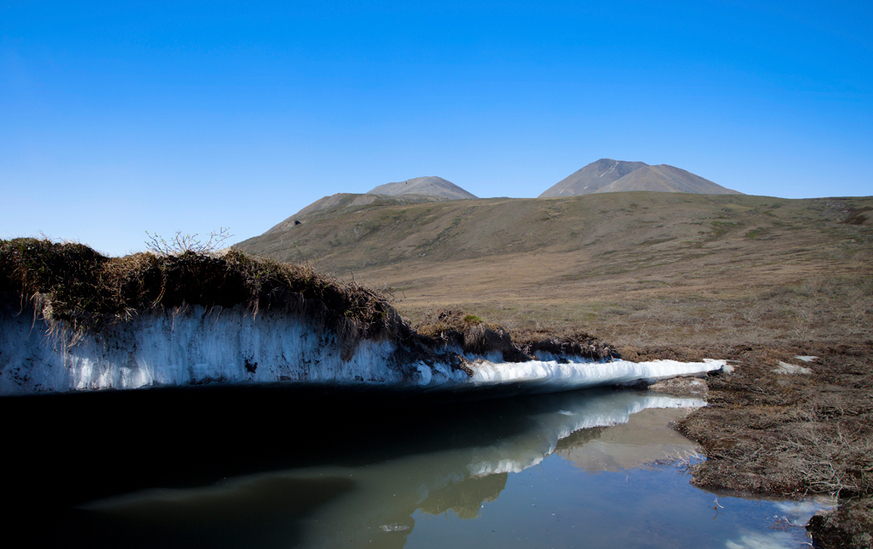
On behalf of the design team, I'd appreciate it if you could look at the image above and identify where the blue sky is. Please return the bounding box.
[2,1,871,256]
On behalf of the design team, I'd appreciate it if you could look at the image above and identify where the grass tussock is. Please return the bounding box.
[807,498,873,549]
[414,309,618,362]
[0,238,404,348]
[415,309,529,362]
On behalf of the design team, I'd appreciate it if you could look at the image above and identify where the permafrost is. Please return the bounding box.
[0,303,723,396]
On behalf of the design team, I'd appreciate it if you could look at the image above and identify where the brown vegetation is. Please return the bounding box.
[236,193,872,347]
[661,343,873,498]
[808,498,873,549]
[0,238,406,351]
[414,308,618,362]
[0,239,612,368]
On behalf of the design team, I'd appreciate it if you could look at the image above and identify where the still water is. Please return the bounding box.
[2,384,824,548]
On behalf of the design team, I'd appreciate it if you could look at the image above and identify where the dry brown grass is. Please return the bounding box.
[413,308,617,362]
[237,192,873,351]
[672,343,873,499]
[0,238,405,351]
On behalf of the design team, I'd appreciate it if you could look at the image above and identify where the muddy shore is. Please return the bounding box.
[628,341,873,548]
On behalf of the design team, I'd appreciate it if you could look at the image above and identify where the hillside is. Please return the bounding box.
[265,176,476,233]
[540,159,740,197]
[265,193,449,233]
[236,193,872,346]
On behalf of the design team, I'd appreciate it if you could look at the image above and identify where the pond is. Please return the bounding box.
[2,384,826,548]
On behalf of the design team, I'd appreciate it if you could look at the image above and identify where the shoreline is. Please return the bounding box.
[631,341,873,548]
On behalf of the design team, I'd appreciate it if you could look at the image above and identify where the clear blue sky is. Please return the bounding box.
[2,1,871,256]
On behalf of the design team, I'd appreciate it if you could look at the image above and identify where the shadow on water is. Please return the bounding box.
[0,384,819,548]
[2,384,624,501]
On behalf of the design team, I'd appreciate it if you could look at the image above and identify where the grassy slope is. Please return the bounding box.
[237,192,873,347]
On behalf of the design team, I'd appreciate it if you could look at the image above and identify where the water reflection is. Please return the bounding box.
[1,385,821,548]
[556,407,700,472]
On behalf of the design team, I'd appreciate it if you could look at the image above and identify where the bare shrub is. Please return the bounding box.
[145,228,234,256]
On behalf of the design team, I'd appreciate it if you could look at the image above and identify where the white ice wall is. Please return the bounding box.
[0,304,723,396]
[0,304,464,396]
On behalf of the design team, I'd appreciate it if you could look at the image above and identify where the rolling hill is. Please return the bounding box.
[236,192,872,346]
[264,176,476,234]
[540,159,740,197]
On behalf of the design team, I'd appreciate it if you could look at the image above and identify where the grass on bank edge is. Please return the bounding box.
[0,238,406,347]
[0,238,619,363]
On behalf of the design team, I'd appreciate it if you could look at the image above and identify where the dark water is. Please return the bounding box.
[1,384,825,548]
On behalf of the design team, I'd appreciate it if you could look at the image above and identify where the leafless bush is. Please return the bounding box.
[145,228,234,256]
[777,420,873,499]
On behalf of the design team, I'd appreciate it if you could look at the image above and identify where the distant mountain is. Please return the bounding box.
[264,176,475,234]
[367,176,477,200]
[540,159,740,197]
[540,159,649,197]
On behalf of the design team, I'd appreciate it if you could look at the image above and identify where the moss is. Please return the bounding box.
[743,228,770,239]
[708,220,744,239]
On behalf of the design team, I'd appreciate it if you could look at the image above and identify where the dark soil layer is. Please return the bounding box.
[631,341,873,548]
[808,498,873,549]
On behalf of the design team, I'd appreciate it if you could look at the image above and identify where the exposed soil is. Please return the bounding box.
[630,341,873,548]
[808,498,873,549]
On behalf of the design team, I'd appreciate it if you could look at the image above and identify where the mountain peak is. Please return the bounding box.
[540,159,740,197]
[539,159,649,197]
[367,176,477,200]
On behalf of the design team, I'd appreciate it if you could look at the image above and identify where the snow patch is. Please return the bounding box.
[0,304,434,395]
[469,358,724,391]
[773,362,812,375]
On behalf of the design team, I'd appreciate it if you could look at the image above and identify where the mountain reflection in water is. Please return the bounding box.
[2,385,822,548]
